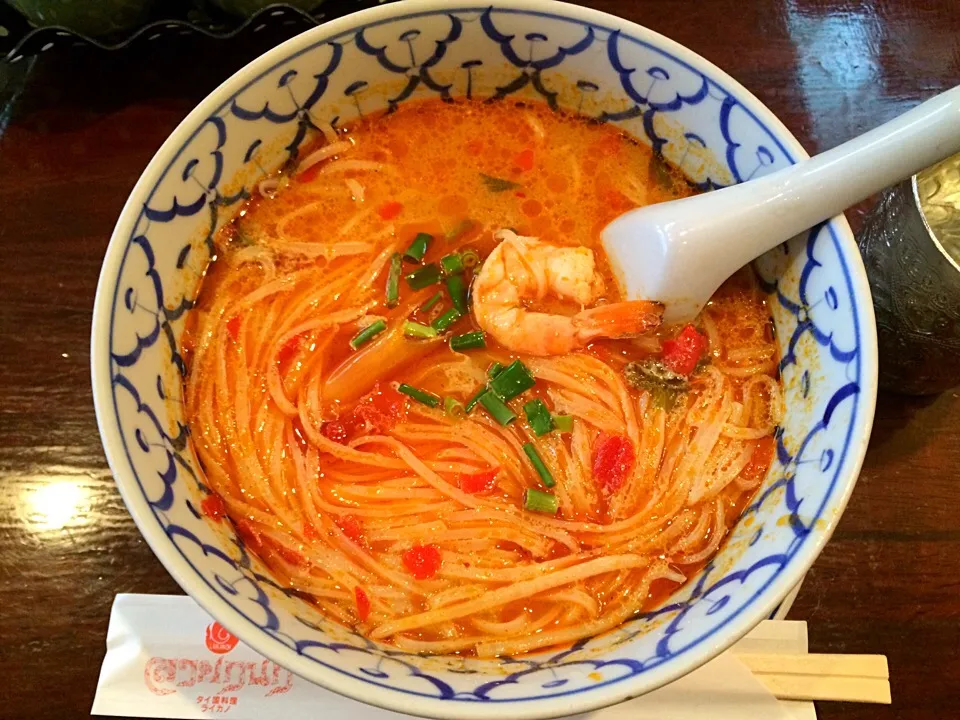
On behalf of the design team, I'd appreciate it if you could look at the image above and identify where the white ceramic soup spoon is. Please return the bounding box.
[602,85,960,323]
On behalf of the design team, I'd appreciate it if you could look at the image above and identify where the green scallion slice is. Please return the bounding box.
[460,248,481,269]
[479,391,515,425]
[446,274,467,314]
[523,442,555,487]
[488,362,505,379]
[385,253,401,308]
[404,232,432,263]
[465,386,487,413]
[444,218,474,240]
[432,308,461,333]
[553,415,574,433]
[444,396,466,420]
[450,331,486,351]
[349,319,387,350]
[420,291,443,313]
[440,253,464,275]
[406,263,442,290]
[397,383,440,408]
[524,488,558,514]
[523,399,553,436]
[404,321,438,339]
[489,360,536,401]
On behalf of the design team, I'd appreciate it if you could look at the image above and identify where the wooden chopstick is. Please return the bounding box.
[734,653,892,704]
[736,652,889,679]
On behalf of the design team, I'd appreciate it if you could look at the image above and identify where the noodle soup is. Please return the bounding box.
[183,99,782,657]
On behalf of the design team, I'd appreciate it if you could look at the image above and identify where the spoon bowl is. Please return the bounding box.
[603,85,960,323]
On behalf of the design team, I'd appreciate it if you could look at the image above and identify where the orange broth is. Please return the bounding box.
[183,99,781,657]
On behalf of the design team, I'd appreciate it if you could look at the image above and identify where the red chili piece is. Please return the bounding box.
[378,200,404,220]
[592,433,635,494]
[458,469,498,494]
[226,316,241,341]
[402,544,442,579]
[661,324,708,375]
[337,515,366,547]
[200,493,226,521]
[742,436,775,482]
[321,421,350,444]
[277,334,302,367]
[355,586,371,621]
[514,148,535,171]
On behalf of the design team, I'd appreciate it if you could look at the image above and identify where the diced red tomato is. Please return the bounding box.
[513,148,535,172]
[200,493,226,521]
[321,420,350,444]
[742,436,775,482]
[353,382,407,433]
[592,433,635,494]
[458,468,498,494]
[661,324,708,375]
[355,586,371,621]
[320,385,407,445]
[277,334,302,367]
[402,544,442,579]
[277,545,304,566]
[378,200,404,220]
[226,316,241,341]
[337,515,366,547]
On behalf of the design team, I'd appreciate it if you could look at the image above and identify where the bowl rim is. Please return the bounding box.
[90,1,879,717]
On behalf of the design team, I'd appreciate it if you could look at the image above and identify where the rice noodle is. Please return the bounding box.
[298,140,354,175]
[182,99,781,660]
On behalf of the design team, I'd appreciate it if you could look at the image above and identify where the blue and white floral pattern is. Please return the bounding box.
[92,3,876,716]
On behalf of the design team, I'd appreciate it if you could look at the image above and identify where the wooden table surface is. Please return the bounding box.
[1,1,958,718]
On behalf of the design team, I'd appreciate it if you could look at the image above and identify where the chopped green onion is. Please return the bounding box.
[420,291,443,313]
[553,415,574,433]
[404,232,432,263]
[440,253,465,275]
[349,319,387,350]
[446,274,467,314]
[523,442,555,487]
[450,331,486,351]
[480,173,520,192]
[444,396,466,420]
[397,383,440,408]
[488,362,505,379]
[490,360,536,401]
[523,399,553,436]
[460,248,481,269]
[432,308,461,333]
[445,218,475,240]
[404,321,438,339]
[479,391,516,426]
[524,488,558,514]
[385,253,401,308]
[406,263,442,290]
[465,386,488,413]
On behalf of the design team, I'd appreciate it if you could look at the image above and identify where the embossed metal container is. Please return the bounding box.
[859,152,960,394]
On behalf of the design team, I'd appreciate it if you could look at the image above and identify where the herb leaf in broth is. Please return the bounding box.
[649,153,675,192]
[480,173,521,192]
[624,359,689,410]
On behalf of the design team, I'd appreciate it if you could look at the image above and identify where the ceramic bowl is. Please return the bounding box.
[90,1,878,717]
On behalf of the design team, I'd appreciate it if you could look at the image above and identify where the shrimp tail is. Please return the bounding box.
[575,301,664,342]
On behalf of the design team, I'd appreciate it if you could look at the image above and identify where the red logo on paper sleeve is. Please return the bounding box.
[205,622,239,654]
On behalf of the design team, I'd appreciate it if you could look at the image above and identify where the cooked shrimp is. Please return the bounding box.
[472,230,662,356]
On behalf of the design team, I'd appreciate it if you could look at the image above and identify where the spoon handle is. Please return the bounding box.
[739,83,960,242]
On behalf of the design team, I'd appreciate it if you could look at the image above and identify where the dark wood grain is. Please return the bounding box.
[1,2,958,718]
